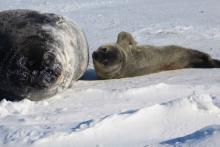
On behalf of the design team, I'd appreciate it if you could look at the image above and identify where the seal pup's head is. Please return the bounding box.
[92,31,137,79]
[92,44,125,79]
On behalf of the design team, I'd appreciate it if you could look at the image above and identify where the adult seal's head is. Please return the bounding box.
[0,9,89,101]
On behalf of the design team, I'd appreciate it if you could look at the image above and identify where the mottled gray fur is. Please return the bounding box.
[0,9,88,100]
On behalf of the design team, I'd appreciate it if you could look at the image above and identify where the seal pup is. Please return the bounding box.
[0,9,89,100]
[92,31,220,79]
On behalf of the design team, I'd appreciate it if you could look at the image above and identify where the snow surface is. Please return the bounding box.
[0,0,220,146]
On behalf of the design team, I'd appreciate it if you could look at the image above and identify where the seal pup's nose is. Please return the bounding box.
[92,51,101,60]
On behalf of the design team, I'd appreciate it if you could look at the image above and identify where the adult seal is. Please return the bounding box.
[92,31,220,79]
[0,10,89,101]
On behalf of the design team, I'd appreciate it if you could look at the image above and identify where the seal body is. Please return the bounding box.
[92,31,220,79]
[0,9,88,100]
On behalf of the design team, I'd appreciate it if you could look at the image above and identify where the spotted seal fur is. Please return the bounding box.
[0,9,88,100]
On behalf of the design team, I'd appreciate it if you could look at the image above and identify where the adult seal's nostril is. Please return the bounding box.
[0,9,89,101]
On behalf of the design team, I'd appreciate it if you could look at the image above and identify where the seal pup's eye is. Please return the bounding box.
[100,48,107,52]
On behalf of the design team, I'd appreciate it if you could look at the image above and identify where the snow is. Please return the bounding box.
[0,0,220,146]
[160,125,220,147]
